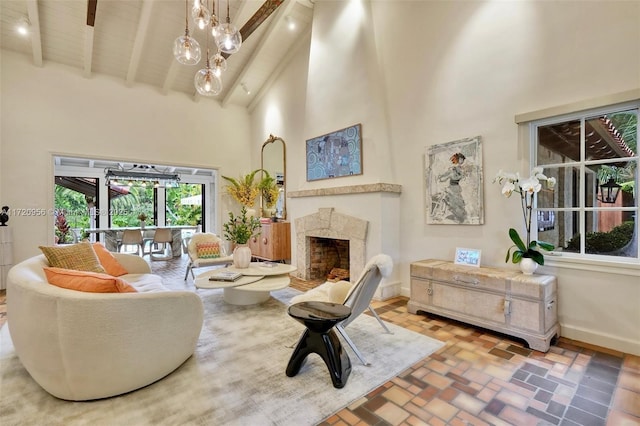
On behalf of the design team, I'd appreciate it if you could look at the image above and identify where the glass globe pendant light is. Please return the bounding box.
[194,51,222,96]
[191,0,211,31]
[215,0,242,54]
[173,0,201,65]
[212,51,227,77]
[210,0,221,40]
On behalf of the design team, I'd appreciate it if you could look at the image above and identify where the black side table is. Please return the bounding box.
[286,301,352,388]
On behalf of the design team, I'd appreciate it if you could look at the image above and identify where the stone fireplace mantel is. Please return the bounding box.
[288,183,401,199]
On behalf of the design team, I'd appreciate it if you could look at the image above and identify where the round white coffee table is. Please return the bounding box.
[194,263,297,305]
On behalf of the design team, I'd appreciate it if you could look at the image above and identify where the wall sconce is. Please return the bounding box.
[240,82,251,95]
[597,178,622,204]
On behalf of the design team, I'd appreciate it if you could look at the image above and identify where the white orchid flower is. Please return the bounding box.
[531,166,544,176]
[501,181,516,197]
[546,177,556,189]
[535,172,548,181]
[520,177,542,193]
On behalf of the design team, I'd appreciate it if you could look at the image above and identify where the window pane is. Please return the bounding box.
[537,119,581,164]
[54,178,97,243]
[536,165,580,209]
[539,210,572,253]
[563,211,636,257]
[587,160,637,207]
[166,183,203,227]
[109,186,154,228]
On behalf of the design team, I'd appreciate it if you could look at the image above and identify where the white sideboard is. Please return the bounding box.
[0,227,13,290]
[408,259,559,352]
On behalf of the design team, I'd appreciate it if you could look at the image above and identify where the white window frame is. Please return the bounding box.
[516,92,640,276]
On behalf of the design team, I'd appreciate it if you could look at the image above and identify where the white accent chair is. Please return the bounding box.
[289,254,393,365]
[184,233,234,280]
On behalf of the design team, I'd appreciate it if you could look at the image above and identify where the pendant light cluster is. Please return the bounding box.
[173,0,242,97]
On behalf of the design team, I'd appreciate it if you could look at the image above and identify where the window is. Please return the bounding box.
[53,156,219,240]
[531,102,639,262]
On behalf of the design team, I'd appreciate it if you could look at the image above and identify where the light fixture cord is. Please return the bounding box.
[184,0,189,35]
[226,0,231,23]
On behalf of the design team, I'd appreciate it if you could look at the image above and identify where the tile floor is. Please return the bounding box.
[1,254,638,425]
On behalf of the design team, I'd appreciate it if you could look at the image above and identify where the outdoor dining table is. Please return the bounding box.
[85,225,197,257]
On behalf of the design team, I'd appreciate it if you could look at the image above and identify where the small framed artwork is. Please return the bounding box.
[306,123,363,181]
[454,248,481,267]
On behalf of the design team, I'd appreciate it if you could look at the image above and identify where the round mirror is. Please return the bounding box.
[261,135,286,219]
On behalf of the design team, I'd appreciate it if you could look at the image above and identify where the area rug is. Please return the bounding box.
[0,288,443,426]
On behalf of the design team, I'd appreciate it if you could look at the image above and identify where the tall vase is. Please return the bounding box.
[233,244,252,269]
[519,258,538,275]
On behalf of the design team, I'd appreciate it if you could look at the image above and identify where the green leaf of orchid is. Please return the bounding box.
[505,247,512,263]
[508,228,527,252]
[537,240,555,251]
[512,251,523,263]
[528,250,545,265]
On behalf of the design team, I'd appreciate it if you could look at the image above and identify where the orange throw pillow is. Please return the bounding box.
[92,243,129,277]
[43,267,137,293]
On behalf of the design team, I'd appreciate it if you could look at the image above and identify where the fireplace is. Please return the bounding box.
[295,208,367,281]
[309,237,350,281]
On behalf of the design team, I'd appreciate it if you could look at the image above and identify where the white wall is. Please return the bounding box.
[0,51,253,262]
[250,1,640,354]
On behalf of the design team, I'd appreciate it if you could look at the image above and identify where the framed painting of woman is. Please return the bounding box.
[425,136,484,225]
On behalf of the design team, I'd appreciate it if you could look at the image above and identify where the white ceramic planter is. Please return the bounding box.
[233,244,252,269]
[519,258,538,275]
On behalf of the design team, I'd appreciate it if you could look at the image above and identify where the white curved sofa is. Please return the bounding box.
[7,253,204,401]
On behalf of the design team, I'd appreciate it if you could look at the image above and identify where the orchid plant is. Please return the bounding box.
[494,167,556,265]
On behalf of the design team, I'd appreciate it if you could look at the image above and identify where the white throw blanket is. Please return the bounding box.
[289,254,393,305]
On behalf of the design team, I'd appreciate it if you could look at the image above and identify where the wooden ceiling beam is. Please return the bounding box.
[221,0,284,60]
[83,0,98,78]
[87,0,97,26]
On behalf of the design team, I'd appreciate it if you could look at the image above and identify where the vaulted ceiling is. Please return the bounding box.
[0,0,314,109]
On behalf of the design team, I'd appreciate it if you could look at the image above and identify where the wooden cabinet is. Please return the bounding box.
[408,259,559,352]
[248,221,291,262]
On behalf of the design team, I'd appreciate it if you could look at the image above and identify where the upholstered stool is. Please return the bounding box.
[286,301,352,388]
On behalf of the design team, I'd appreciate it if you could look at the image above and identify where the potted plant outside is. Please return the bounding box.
[137,212,148,228]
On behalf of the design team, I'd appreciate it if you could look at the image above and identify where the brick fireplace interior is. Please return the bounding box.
[308,237,350,281]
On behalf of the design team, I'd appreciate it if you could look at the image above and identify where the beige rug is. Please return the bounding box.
[0,288,443,425]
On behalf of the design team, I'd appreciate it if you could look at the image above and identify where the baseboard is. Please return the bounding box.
[560,324,640,356]
[374,280,401,301]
